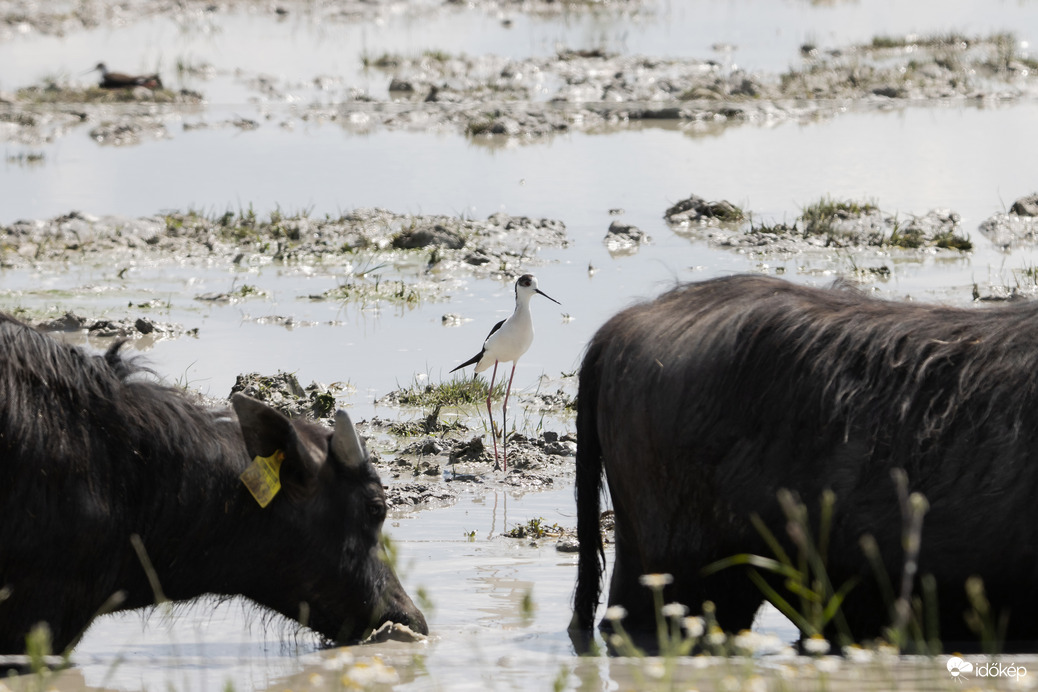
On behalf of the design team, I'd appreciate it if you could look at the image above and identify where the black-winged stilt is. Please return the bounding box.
[450,274,560,471]
[88,63,164,90]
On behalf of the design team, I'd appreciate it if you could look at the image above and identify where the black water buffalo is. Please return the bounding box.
[570,274,1038,649]
[0,312,427,654]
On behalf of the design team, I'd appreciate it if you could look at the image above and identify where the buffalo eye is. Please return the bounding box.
[367,500,387,524]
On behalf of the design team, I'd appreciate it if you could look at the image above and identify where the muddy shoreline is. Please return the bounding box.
[223,369,576,508]
[5,189,1038,292]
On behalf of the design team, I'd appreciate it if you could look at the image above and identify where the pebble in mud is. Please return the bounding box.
[441,313,466,327]
[1011,193,1038,217]
[980,192,1038,249]
[553,511,616,553]
[368,423,573,495]
[88,118,170,146]
[664,193,746,226]
[385,483,457,510]
[229,372,342,420]
[34,311,195,339]
[391,224,466,250]
[603,220,649,256]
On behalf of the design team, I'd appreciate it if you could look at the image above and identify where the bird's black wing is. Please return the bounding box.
[449,349,483,373]
[449,319,505,372]
[483,319,505,341]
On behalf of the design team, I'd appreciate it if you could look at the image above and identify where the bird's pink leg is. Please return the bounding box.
[486,361,500,470]
[502,361,518,473]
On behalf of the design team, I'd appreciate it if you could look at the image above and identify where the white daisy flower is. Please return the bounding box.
[682,616,705,638]
[638,573,674,588]
[661,602,688,619]
[802,635,831,655]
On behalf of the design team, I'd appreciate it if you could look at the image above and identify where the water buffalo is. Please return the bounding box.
[570,274,1038,650]
[0,312,427,655]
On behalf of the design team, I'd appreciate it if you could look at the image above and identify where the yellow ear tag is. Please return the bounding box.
[240,450,285,508]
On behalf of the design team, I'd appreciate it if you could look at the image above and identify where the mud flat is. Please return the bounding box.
[228,369,576,506]
[4,16,1037,146]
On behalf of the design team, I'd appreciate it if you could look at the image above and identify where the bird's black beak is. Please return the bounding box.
[537,289,561,305]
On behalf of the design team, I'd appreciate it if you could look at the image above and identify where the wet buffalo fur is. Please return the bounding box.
[0,312,426,655]
[570,274,1038,652]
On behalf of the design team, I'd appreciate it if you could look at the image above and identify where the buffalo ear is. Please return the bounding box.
[332,409,368,471]
[231,393,321,495]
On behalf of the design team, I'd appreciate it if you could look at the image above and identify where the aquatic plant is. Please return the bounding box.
[886,219,927,249]
[963,577,1007,654]
[868,32,976,53]
[360,51,401,69]
[505,517,565,539]
[700,470,991,655]
[322,277,422,307]
[931,231,972,251]
[887,215,972,251]
[595,576,741,689]
[798,196,879,240]
[387,404,467,437]
[747,220,797,237]
[382,375,507,409]
[703,490,857,647]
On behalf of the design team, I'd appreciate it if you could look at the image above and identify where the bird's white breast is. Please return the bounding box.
[479,309,534,367]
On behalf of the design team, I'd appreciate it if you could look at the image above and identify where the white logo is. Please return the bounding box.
[946,656,973,679]
[946,657,1027,682]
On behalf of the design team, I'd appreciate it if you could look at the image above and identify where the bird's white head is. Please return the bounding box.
[515,274,560,306]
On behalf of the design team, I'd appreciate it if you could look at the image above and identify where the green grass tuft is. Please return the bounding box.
[932,231,972,251]
[321,277,422,306]
[505,517,565,539]
[387,375,507,409]
[799,196,879,238]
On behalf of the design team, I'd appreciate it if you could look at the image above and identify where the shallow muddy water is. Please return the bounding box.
[4,103,1038,417]
[4,0,1038,98]
[68,486,590,691]
[4,0,1038,690]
